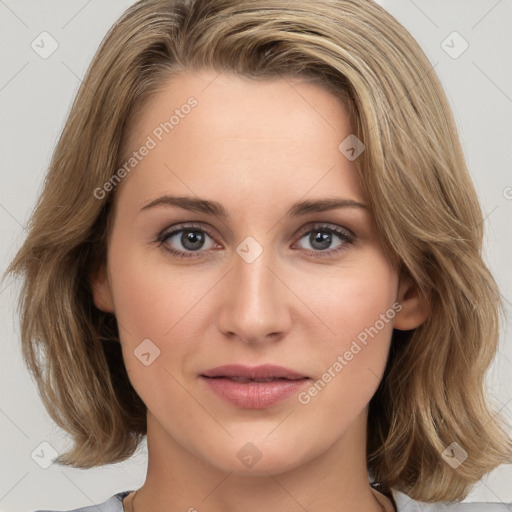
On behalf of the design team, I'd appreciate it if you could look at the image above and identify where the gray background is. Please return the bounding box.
[1,1,511,510]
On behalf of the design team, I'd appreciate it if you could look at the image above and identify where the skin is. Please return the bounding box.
[92,69,428,512]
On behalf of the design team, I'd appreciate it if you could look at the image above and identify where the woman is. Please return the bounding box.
[6,0,512,511]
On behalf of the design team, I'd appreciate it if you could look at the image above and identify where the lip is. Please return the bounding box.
[200,364,310,409]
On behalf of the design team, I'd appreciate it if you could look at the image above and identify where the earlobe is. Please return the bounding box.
[393,273,430,331]
[90,265,115,313]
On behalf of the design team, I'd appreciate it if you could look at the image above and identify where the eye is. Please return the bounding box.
[157,223,217,258]
[293,224,354,258]
[156,222,354,259]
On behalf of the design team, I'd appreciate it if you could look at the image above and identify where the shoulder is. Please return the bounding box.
[33,491,131,512]
[391,488,512,511]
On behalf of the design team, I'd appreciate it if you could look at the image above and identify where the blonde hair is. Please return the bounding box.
[5,0,512,502]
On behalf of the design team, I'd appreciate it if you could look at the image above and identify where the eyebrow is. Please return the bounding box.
[139,195,368,218]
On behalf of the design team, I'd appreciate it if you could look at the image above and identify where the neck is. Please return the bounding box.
[128,410,391,512]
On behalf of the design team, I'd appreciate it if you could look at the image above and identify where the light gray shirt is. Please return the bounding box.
[33,489,512,511]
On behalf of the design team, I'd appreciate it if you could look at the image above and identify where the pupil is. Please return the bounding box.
[311,231,331,250]
[182,230,204,250]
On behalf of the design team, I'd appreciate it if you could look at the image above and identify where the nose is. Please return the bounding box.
[217,242,293,345]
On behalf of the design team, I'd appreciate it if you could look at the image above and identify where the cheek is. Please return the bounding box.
[305,251,397,350]
[107,235,200,341]
[106,239,217,382]
[106,244,201,409]
[295,254,397,410]
[109,257,168,340]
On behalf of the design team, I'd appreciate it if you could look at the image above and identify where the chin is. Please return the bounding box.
[195,432,317,477]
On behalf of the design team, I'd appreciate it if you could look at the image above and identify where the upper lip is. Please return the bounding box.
[201,364,308,380]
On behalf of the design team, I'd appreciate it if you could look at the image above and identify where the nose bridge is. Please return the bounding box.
[217,239,290,343]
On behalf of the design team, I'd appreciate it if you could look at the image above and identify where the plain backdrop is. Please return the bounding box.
[1,1,511,511]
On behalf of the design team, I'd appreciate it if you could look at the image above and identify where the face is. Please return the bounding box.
[93,69,423,476]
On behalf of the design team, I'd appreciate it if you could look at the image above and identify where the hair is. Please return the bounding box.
[4,0,512,503]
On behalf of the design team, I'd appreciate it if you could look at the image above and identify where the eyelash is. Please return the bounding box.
[156,222,354,259]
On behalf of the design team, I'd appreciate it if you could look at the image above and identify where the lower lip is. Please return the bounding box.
[201,376,309,409]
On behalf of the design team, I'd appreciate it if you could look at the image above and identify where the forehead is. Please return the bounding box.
[115,69,365,212]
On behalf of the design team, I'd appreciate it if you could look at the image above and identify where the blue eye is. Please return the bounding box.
[157,223,216,258]
[157,223,354,259]
[294,224,353,257]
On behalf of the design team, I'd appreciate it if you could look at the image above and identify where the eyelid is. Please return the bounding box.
[294,221,354,240]
[157,222,217,246]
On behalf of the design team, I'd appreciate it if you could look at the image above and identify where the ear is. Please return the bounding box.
[393,272,429,331]
[90,264,115,313]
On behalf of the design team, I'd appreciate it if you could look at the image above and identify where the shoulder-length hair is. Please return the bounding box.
[5,0,512,502]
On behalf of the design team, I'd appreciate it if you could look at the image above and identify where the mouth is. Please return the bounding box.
[200,364,310,409]
[209,375,304,383]
[201,363,309,380]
